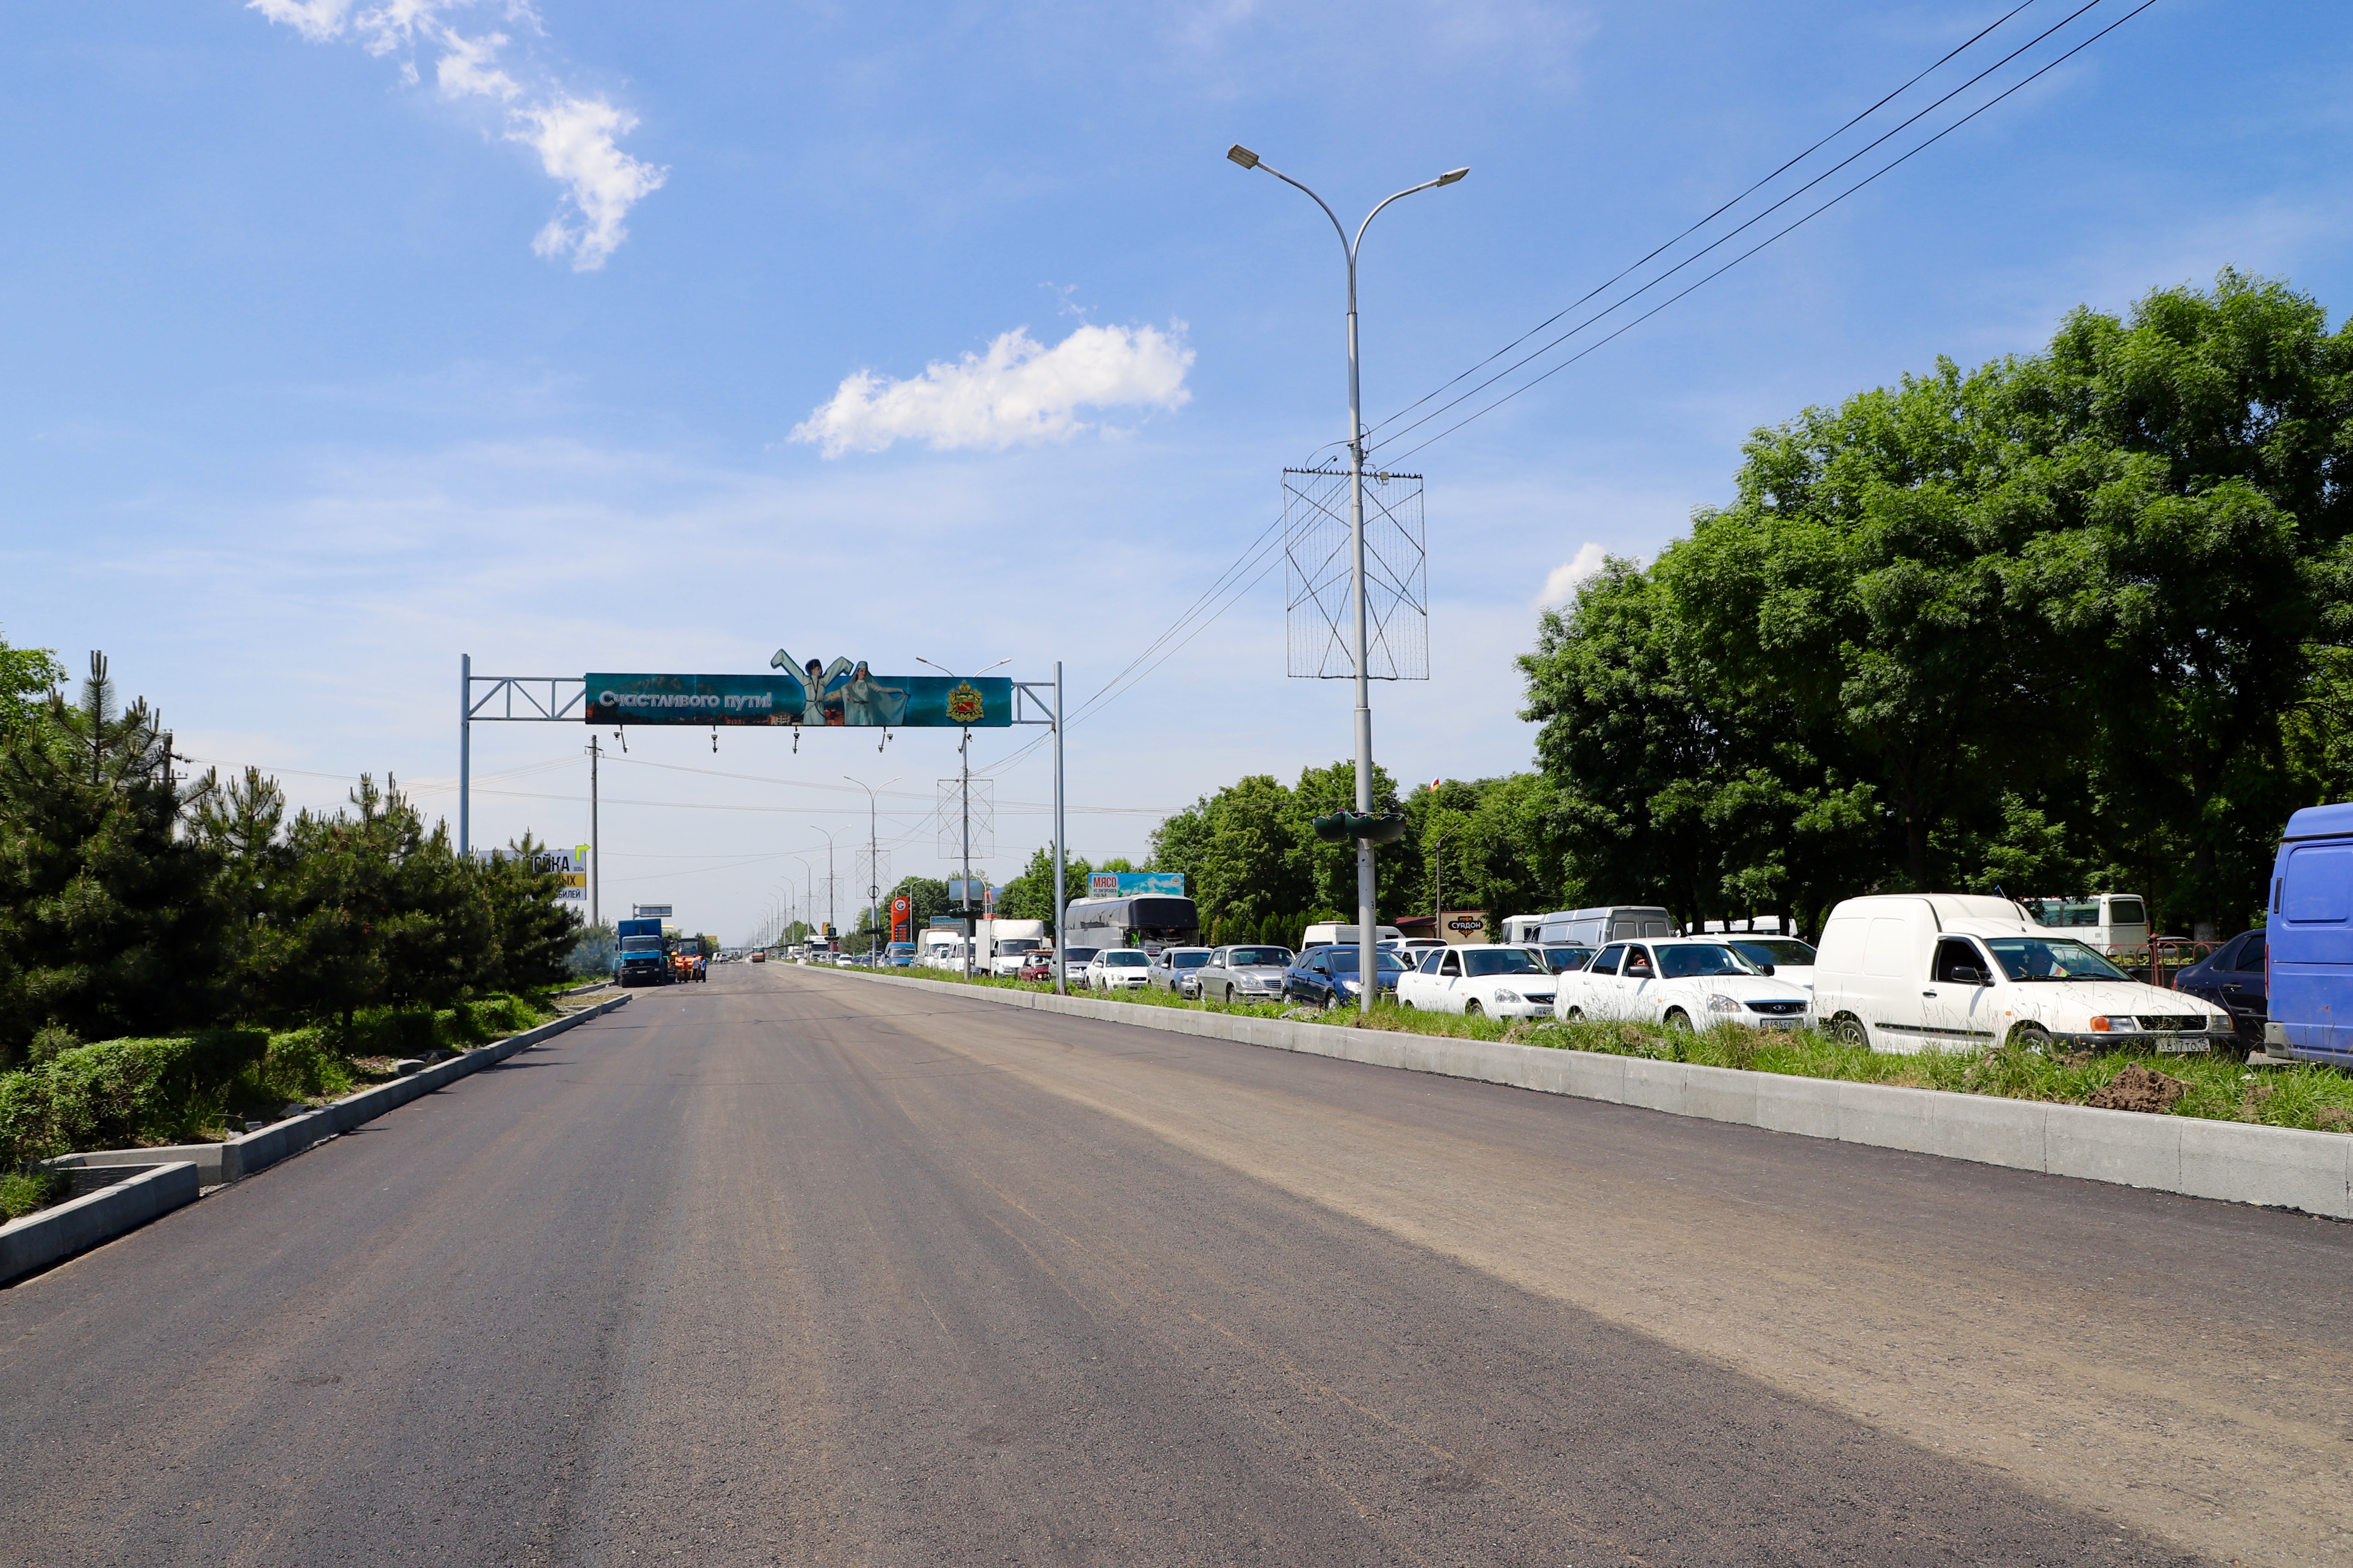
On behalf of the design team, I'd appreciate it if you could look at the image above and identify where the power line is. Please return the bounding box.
[1358,0,2045,448]
[1377,0,2158,462]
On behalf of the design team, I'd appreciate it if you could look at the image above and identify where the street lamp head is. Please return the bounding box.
[1436,167,1469,187]
[1226,144,1260,170]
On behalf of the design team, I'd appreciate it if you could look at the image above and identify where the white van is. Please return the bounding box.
[1301,923,1405,950]
[1535,906,1677,947]
[1501,914,1545,945]
[1811,894,2229,1054]
[2019,894,2150,959]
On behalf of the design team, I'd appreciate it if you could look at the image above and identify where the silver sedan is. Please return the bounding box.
[1181,945,1295,1004]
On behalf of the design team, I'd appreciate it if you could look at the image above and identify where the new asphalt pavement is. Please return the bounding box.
[5,963,2347,1566]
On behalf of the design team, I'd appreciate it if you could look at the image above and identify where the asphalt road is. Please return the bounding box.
[4,965,2347,1566]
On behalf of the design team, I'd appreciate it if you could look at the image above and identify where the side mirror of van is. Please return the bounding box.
[1757,962,1776,976]
[1952,965,1985,985]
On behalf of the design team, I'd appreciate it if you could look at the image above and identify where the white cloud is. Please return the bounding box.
[519,97,666,270]
[1536,541,1612,607]
[249,0,663,270]
[249,0,358,42]
[791,323,1195,458]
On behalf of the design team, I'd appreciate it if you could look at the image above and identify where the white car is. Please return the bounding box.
[1553,937,1812,1029]
[1811,895,2231,1052]
[1395,943,1558,1018]
[1087,948,1153,992]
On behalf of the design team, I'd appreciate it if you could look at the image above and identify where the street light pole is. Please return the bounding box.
[811,829,840,945]
[1228,145,1466,1014]
[845,774,900,957]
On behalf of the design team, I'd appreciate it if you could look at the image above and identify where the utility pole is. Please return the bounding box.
[916,656,1011,981]
[586,735,602,929]
[1052,660,1067,997]
[961,727,974,977]
[811,829,838,944]
[1227,145,1466,1013]
[845,774,899,957]
[458,652,471,857]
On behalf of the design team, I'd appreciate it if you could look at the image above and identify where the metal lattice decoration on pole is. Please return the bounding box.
[1283,467,1428,680]
[855,847,892,905]
[935,777,995,860]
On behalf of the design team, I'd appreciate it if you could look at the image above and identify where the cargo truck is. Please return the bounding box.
[616,918,673,987]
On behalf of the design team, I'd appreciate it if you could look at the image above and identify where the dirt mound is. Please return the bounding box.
[2088,1062,2188,1114]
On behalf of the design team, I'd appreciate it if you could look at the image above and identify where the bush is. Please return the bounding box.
[251,1028,355,1106]
[0,1029,267,1166]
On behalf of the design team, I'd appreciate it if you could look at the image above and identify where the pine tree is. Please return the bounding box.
[0,653,228,1056]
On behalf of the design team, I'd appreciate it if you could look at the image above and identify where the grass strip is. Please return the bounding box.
[843,962,2353,1135]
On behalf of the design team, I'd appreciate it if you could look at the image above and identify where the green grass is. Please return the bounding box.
[850,963,2353,1135]
[0,1164,68,1221]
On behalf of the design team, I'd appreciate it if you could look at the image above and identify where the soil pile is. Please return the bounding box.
[2088,1062,2188,1114]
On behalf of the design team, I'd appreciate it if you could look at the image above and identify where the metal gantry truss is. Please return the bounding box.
[456,657,1074,996]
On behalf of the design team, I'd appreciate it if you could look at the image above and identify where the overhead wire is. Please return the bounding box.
[1378,0,2158,463]
[1356,0,2044,448]
[1370,0,2127,459]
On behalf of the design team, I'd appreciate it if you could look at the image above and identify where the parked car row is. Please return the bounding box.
[864,816,2353,1066]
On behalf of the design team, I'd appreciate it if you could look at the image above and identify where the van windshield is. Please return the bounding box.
[1982,937,2128,982]
[1730,939,1816,967]
[1656,944,1762,978]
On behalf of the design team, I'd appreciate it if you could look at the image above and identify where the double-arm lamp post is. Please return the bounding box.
[1227,144,1466,1012]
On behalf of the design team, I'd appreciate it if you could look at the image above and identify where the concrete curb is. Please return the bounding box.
[44,994,633,1199]
[819,967,2353,1218]
[1,1162,200,1286]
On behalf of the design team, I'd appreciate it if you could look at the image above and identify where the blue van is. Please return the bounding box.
[2266,802,2353,1063]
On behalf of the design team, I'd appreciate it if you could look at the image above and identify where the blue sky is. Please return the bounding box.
[5,0,2346,941]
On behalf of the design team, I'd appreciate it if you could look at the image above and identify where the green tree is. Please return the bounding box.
[0,627,65,741]
[0,653,229,1058]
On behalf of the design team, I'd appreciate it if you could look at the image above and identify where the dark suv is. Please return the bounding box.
[2172,928,2268,1041]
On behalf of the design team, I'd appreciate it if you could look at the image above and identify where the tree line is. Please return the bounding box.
[984,273,2353,945]
[0,645,579,1066]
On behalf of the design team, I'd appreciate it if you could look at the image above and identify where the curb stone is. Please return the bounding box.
[0,1162,200,1285]
[11,994,634,1284]
[806,967,2353,1219]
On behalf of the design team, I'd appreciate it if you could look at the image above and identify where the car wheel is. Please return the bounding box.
[1663,1008,1691,1031]
[2008,1021,2054,1052]
[1564,1007,1583,1020]
[1224,985,1237,1005]
[1464,999,1483,1017]
[1400,997,1415,1010]
[1322,991,1339,1011]
[1829,1013,1869,1049]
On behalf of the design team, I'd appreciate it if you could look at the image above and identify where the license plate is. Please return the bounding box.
[2155,1036,2210,1055]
